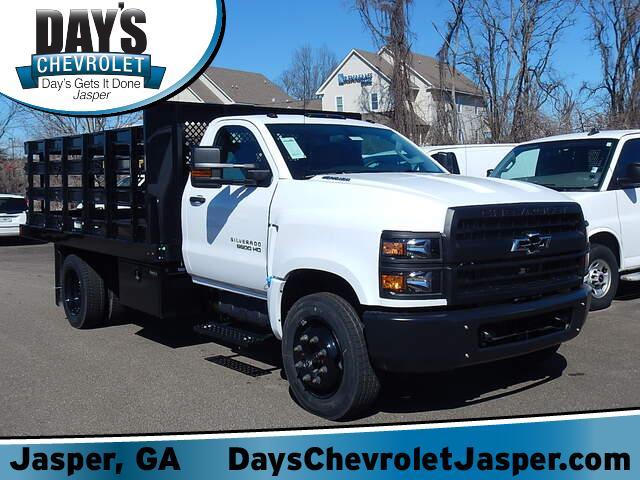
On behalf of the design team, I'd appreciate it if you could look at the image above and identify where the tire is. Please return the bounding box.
[282,293,380,420]
[511,345,560,366]
[586,244,619,311]
[60,255,107,329]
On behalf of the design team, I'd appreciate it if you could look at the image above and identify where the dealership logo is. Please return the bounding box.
[338,72,373,86]
[511,232,552,255]
[16,5,165,91]
[0,0,225,115]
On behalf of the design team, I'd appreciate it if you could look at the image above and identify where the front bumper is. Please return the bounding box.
[363,286,591,373]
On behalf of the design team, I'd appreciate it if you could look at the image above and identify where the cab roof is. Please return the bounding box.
[212,114,384,129]
[521,129,640,145]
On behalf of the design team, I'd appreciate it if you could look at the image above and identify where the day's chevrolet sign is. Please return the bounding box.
[1,1,225,115]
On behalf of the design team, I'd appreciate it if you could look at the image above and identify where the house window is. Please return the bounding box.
[371,93,379,111]
[336,96,344,112]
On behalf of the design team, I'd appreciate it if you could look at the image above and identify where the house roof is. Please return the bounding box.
[354,48,394,80]
[407,50,481,96]
[202,66,293,106]
[321,48,481,97]
[188,77,226,103]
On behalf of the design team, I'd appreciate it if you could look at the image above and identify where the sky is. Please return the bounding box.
[1,0,601,144]
[214,0,599,91]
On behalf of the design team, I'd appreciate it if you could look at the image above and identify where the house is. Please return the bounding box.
[172,66,320,109]
[316,48,487,143]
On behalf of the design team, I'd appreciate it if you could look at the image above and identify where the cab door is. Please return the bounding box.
[182,121,277,295]
[610,137,640,269]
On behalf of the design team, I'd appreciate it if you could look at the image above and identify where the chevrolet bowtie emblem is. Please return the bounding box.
[511,232,552,255]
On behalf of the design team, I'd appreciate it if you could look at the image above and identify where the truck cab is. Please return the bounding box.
[491,130,640,310]
[22,103,591,420]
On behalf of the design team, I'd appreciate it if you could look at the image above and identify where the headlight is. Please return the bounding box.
[381,237,440,260]
[379,232,444,298]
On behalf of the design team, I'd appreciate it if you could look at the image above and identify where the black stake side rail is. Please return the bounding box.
[21,101,362,265]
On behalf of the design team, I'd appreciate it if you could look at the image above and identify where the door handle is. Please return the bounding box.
[190,196,206,206]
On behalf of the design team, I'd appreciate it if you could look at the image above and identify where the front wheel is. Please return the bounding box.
[585,244,619,311]
[282,293,380,420]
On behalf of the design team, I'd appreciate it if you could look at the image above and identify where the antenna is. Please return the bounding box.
[588,127,600,136]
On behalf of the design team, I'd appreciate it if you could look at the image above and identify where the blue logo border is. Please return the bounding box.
[1,0,226,117]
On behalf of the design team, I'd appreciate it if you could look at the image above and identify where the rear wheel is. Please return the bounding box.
[282,293,380,420]
[586,244,619,311]
[61,255,107,329]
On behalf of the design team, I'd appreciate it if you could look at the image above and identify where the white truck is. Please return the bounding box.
[491,129,640,311]
[423,144,516,177]
[22,102,591,420]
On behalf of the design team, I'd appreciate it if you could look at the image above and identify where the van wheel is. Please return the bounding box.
[586,244,619,311]
[61,255,107,329]
[282,293,380,420]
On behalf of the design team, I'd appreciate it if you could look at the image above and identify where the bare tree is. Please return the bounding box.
[355,0,419,140]
[0,159,27,194]
[463,0,576,142]
[280,45,339,106]
[431,0,467,145]
[17,108,142,139]
[584,0,640,128]
[0,98,19,157]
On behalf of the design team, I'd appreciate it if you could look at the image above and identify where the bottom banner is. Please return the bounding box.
[0,411,636,479]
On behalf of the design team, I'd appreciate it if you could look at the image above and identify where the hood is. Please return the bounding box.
[310,173,572,208]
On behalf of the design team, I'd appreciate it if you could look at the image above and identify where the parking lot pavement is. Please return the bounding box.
[0,241,639,436]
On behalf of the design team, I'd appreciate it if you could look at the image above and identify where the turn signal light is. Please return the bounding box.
[382,241,406,257]
[191,168,213,178]
[381,274,405,293]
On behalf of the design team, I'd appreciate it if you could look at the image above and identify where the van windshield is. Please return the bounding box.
[266,124,444,179]
[0,197,26,214]
[490,139,618,191]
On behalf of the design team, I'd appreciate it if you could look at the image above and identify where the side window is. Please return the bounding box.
[371,93,379,111]
[213,125,269,181]
[613,139,640,187]
[500,148,540,179]
[432,152,460,174]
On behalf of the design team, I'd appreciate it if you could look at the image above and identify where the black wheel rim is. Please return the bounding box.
[293,317,343,397]
[64,270,82,316]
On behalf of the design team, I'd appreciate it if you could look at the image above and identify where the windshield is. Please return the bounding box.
[490,139,618,191]
[0,197,26,214]
[266,124,444,179]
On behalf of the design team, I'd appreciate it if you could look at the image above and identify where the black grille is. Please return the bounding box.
[446,203,587,305]
[455,211,584,242]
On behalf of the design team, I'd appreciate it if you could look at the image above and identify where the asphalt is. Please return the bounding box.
[0,240,638,437]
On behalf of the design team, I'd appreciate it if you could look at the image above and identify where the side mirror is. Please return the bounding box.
[190,146,272,188]
[486,169,494,177]
[190,147,223,188]
[617,162,640,189]
[246,168,272,187]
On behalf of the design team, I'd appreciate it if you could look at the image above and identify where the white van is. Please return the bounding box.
[491,130,640,310]
[423,144,516,177]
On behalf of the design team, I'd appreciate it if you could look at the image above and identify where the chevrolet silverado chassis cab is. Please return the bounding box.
[22,102,591,420]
